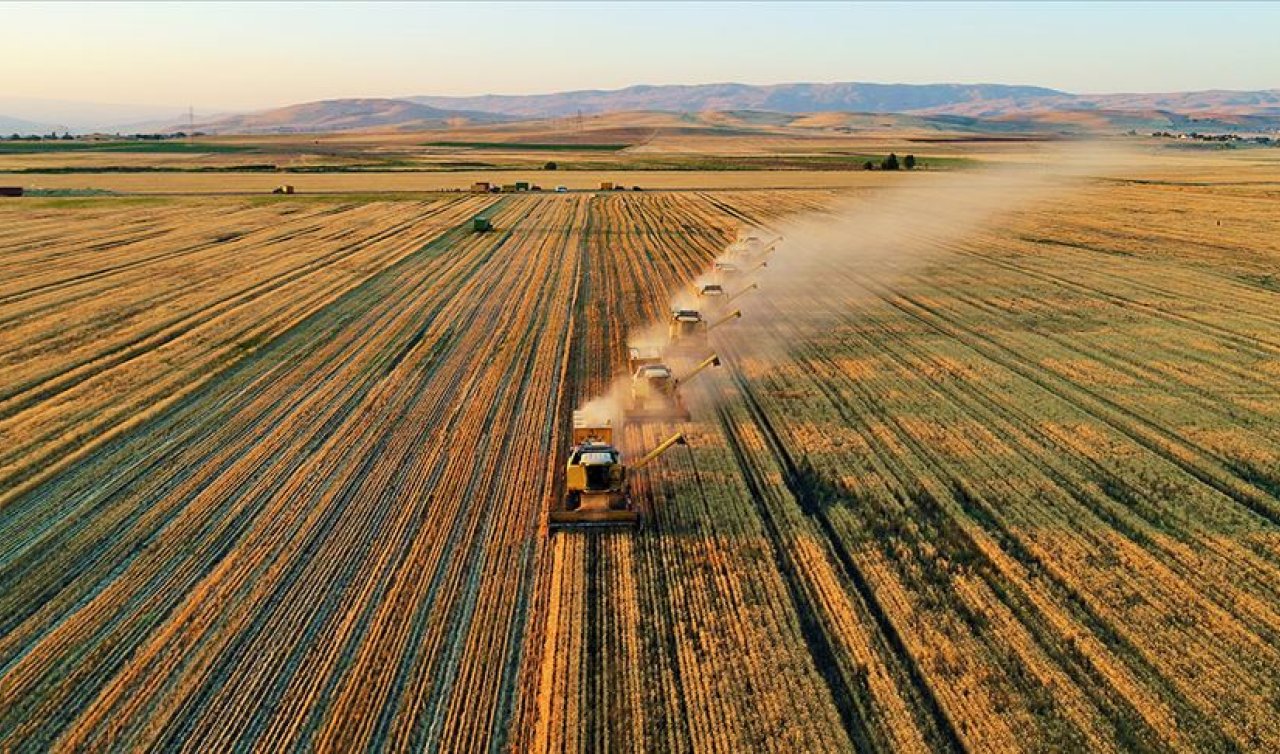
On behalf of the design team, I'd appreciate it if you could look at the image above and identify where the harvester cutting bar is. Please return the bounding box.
[549,507,640,530]
[622,405,691,423]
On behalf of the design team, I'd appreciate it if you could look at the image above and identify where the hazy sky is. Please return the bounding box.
[4,1,1278,110]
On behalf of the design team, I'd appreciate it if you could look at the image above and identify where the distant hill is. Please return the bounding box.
[191,98,512,134]
[408,82,1070,118]
[12,84,1280,136]
[403,83,1280,131]
[0,96,194,134]
[0,114,56,136]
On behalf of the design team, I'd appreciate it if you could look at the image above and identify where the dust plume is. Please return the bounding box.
[578,141,1138,431]
[703,142,1136,360]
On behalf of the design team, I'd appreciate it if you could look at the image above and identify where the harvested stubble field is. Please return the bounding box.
[2,162,1279,752]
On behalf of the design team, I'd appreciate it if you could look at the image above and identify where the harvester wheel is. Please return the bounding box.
[565,492,581,511]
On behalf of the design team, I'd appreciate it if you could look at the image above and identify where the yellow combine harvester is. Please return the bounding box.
[733,232,782,258]
[625,353,721,422]
[550,412,687,530]
[667,308,740,352]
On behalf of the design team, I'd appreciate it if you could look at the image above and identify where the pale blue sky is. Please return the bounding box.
[3,1,1278,110]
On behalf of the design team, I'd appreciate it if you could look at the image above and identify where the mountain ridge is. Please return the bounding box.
[6,82,1280,135]
[188,98,512,134]
[406,82,1074,117]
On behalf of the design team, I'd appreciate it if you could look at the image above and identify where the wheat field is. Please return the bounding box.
[2,152,1279,751]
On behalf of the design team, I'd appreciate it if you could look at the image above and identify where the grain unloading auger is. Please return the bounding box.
[724,282,758,306]
[550,412,687,531]
[625,353,722,422]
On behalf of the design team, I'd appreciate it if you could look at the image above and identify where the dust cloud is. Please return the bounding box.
[576,142,1136,436]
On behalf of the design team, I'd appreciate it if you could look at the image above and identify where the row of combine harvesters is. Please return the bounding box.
[551,231,781,531]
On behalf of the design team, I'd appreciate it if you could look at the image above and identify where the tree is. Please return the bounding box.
[544,161,558,170]
[904,154,916,170]
[881,153,900,171]
[863,160,875,171]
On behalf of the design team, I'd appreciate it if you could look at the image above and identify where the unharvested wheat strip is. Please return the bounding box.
[1034,531,1280,748]
[848,272,1280,525]
[716,389,947,752]
[641,413,851,751]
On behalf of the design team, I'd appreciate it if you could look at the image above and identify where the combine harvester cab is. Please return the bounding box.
[697,282,725,298]
[626,363,687,422]
[551,412,687,531]
[702,281,757,312]
[667,309,708,354]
